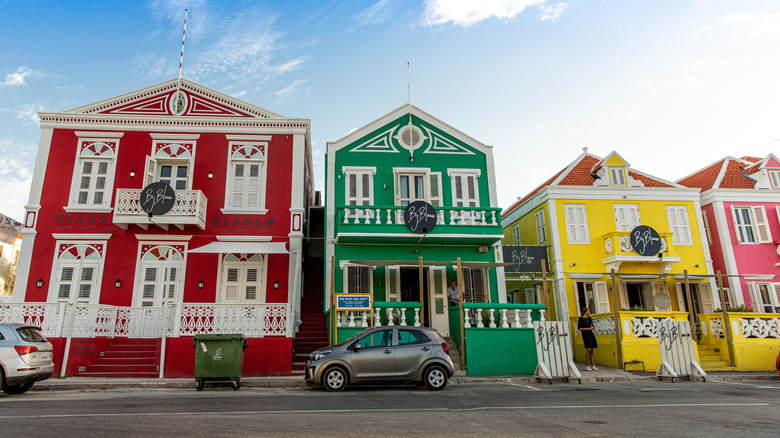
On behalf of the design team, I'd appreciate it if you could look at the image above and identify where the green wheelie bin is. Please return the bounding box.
[193,334,248,390]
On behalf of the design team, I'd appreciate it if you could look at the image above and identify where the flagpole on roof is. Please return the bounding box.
[177,8,188,89]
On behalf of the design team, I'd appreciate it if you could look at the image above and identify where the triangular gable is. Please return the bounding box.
[591,150,629,173]
[65,78,285,119]
[329,104,489,156]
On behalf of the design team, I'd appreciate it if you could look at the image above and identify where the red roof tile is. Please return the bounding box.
[677,159,725,190]
[677,157,756,190]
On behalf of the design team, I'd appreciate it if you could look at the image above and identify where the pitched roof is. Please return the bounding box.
[677,156,756,190]
[503,150,678,217]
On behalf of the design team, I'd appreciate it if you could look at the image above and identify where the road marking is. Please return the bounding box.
[712,381,780,389]
[509,384,542,391]
[0,403,769,420]
[639,388,680,391]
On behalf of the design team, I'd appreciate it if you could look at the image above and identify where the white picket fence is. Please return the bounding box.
[533,321,582,384]
[0,302,291,338]
[656,319,707,382]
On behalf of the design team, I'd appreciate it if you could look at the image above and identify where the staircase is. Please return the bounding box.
[697,344,736,372]
[291,258,329,375]
[444,337,465,375]
[73,338,161,378]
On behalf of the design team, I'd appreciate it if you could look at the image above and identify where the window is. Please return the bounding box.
[564,204,590,244]
[428,173,442,206]
[345,168,375,207]
[51,244,103,304]
[345,265,372,293]
[67,136,119,211]
[398,173,427,206]
[702,211,713,245]
[575,281,609,315]
[769,170,780,189]
[666,205,693,245]
[614,204,641,232]
[226,143,266,211]
[397,329,429,345]
[356,329,391,349]
[535,209,547,244]
[449,170,480,209]
[220,254,265,303]
[732,206,772,244]
[512,224,521,245]
[135,245,185,307]
[463,268,487,303]
[609,167,626,186]
[145,136,198,191]
[749,283,780,313]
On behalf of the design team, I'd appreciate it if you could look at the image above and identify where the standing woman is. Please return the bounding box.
[578,308,598,371]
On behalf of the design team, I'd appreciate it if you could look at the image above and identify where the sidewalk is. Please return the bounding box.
[32,363,780,391]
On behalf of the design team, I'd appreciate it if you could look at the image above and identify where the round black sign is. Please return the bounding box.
[629,225,662,256]
[140,182,176,216]
[403,201,437,234]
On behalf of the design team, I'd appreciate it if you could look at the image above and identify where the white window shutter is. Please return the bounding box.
[751,206,772,243]
[386,267,400,301]
[702,211,713,245]
[595,281,610,314]
[144,156,157,186]
[747,283,761,312]
[699,283,715,314]
[730,206,744,244]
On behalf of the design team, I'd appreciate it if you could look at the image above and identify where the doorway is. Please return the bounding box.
[400,268,429,325]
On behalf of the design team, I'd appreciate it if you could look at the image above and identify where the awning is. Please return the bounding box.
[188,241,288,254]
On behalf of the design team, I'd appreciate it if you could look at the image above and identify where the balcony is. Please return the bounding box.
[601,231,680,273]
[334,205,504,244]
[113,188,208,230]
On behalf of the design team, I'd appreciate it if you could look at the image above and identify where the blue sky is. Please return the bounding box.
[1,0,779,220]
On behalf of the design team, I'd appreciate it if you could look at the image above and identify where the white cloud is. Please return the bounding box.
[422,0,547,27]
[134,53,175,79]
[270,79,311,102]
[146,0,211,38]
[622,80,654,89]
[538,3,568,22]
[14,104,45,125]
[354,0,397,27]
[1,66,43,89]
[0,139,35,219]
[691,11,780,38]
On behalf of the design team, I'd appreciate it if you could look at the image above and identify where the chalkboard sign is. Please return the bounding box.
[502,246,549,273]
[403,201,437,234]
[630,225,662,256]
[140,182,176,216]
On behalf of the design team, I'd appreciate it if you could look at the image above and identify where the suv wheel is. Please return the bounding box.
[424,365,447,391]
[2,381,34,395]
[323,367,347,392]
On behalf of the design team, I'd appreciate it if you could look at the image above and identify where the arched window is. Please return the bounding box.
[226,143,267,211]
[220,253,265,303]
[52,244,103,304]
[136,245,185,307]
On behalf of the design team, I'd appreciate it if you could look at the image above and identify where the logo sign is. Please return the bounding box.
[502,246,549,273]
[630,225,662,256]
[403,201,437,234]
[336,293,373,311]
[140,182,176,216]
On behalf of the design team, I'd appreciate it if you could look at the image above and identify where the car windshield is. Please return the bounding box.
[16,327,47,342]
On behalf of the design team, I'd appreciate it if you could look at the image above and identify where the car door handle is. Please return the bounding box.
[421,347,431,351]
[383,350,392,354]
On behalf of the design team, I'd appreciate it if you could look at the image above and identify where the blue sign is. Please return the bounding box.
[336,294,372,311]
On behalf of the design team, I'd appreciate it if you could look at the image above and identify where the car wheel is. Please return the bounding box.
[2,381,34,395]
[424,365,447,391]
[196,380,204,391]
[323,367,347,392]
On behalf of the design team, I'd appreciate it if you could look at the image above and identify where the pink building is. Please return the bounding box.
[678,154,780,313]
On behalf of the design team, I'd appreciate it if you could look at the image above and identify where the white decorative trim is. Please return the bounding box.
[219,208,269,215]
[52,233,113,240]
[62,207,113,213]
[225,134,273,141]
[567,273,604,279]
[342,166,377,174]
[447,168,482,177]
[134,234,193,241]
[216,235,273,242]
[75,131,124,138]
[149,133,201,140]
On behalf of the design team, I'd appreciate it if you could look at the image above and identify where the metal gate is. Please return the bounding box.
[533,321,581,384]
[656,319,707,382]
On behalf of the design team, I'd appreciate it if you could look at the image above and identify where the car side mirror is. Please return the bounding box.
[352,343,362,352]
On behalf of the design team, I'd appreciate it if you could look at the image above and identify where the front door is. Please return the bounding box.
[400,267,428,326]
[428,267,449,336]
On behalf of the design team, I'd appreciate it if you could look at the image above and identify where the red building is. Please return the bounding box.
[10,78,313,377]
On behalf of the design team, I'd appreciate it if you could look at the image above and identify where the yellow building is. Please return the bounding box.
[502,149,717,369]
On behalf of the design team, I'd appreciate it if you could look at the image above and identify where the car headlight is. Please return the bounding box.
[311,350,332,361]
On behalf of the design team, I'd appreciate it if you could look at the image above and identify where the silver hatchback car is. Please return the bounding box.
[0,323,55,395]
[305,326,454,391]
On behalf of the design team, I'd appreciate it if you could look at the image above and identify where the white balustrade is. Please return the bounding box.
[739,317,780,338]
[340,206,501,228]
[593,317,616,335]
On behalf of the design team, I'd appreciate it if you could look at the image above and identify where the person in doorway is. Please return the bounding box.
[578,308,598,371]
[446,280,460,307]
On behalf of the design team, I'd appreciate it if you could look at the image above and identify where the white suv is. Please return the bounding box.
[0,323,55,395]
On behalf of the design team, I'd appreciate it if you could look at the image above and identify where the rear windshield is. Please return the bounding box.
[16,327,47,342]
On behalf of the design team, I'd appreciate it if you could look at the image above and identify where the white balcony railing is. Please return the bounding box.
[113,188,207,230]
[0,302,289,338]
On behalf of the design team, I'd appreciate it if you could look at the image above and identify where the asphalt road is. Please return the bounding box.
[1,380,778,437]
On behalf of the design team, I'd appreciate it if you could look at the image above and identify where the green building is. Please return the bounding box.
[324,105,506,339]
